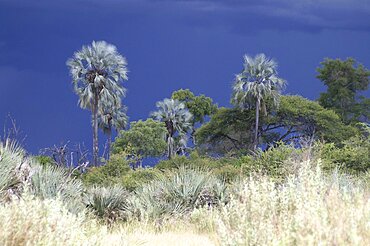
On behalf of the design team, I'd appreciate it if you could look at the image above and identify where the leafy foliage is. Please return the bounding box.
[171,89,217,144]
[120,168,161,191]
[265,95,359,144]
[33,155,55,167]
[156,153,242,182]
[320,136,370,173]
[317,58,370,123]
[172,89,217,125]
[112,119,167,160]
[82,153,131,187]
[197,96,359,155]
[196,107,255,155]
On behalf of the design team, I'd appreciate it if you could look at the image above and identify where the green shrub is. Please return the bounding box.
[321,136,370,173]
[235,143,299,179]
[155,156,190,170]
[211,165,241,183]
[82,153,131,186]
[33,155,55,167]
[156,153,244,182]
[121,168,161,191]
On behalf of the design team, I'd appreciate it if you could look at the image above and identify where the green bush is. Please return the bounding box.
[156,153,244,182]
[121,168,161,191]
[155,156,190,170]
[82,153,131,186]
[236,144,298,176]
[321,136,370,173]
[33,155,55,167]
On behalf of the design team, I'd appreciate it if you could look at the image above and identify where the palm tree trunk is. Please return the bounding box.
[167,135,172,160]
[107,126,112,160]
[254,98,260,150]
[191,129,196,146]
[92,98,99,166]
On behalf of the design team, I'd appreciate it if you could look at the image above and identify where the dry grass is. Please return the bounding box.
[0,156,368,246]
[0,195,216,246]
[124,231,215,246]
[0,195,129,246]
[192,160,370,245]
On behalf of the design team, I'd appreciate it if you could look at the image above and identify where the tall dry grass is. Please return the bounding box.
[0,195,129,246]
[0,195,217,246]
[192,160,370,245]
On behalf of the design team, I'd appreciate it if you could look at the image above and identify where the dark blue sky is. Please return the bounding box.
[1,0,370,154]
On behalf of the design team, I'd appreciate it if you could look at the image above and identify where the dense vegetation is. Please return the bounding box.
[1,41,369,245]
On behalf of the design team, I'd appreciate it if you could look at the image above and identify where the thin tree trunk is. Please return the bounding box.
[92,98,99,166]
[167,135,172,160]
[191,129,196,146]
[254,98,260,150]
[107,126,112,160]
[165,120,175,160]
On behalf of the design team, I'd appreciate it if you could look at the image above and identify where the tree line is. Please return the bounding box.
[66,41,370,166]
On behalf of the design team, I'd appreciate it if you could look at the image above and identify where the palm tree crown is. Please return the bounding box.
[152,98,193,159]
[98,105,128,135]
[232,53,286,149]
[232,53,286,108]
[66,41,128,165]
[67,40,128,110]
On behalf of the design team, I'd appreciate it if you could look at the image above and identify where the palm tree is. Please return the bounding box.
[232,54,286,149]
[98,99,128,159]
[67,41,128,166]
[152,98,193,159]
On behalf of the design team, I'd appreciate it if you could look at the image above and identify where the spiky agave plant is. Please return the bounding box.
[128,167,225,220]
[152,99,193,159]
[84,186,130,224]
[0,140,32,202]
[232,54,286,149]
[67,41,128,166]
[30,165,85,213]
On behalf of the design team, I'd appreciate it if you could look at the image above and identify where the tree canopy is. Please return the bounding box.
[171,89,217,125]
[196,95,358,155]
[112,119,167,159]
[317,58,370,124]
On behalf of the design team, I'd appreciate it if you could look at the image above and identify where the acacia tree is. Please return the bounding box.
[196,96,358,155]
[152,98,192,159]
[98,99,128,160]
[171,89,217,145]
[232,54,286,149]
[67,41,128,166]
